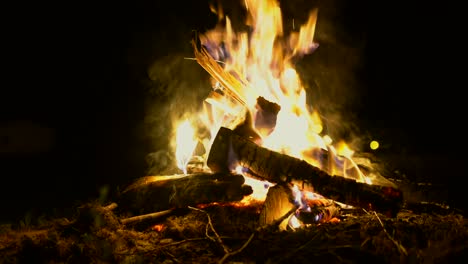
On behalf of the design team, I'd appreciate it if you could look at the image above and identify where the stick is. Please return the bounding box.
[373,211,408,256]
[103,203,118,211]
[188,206,230,254]
[192,31,250,107]
[218,206,299,264]
[121,209,174,225]
[207,127,403,216]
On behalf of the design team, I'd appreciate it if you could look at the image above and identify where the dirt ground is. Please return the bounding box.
[1,200,467,264]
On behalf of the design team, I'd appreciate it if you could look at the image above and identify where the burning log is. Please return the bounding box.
[207,127,403,216]
[259,184,296,230]
[118,172,253,214]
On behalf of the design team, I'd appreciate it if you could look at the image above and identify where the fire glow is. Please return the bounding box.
[175,120,197,175]
[174,0,374,228]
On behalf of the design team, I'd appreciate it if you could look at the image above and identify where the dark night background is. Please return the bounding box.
[1,0,465,223]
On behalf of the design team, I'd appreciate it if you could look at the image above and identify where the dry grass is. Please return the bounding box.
[1,202,467,264]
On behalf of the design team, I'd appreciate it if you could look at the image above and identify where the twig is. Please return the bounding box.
[188,205,298,264]
[219,206,299,264]
[103,203,118,211]
[162,237,208,247]
[188,206,230,254]
[121,209,174,225]
[218,233,255,264]
[372,211,408,256]
[161,250,180,263]
[191,33,249,107]
[184,57,226,65]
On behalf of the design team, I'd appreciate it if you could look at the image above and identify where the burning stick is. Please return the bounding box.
[118,173,253,214]
[192,31,249,107]
[207,127,403,216]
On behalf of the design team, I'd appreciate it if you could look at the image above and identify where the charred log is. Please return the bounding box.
[207,127,403,216]
[118,172,253,215]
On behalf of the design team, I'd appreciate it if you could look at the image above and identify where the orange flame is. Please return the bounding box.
[174,0,380,202]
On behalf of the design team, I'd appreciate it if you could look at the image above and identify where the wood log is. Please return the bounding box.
[207,127,403,216]
[118,173,253,215]
[259,184,296,231]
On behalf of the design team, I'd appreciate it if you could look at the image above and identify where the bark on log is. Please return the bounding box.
[259,184,296,231]
[118,173,253,215]
[207,127,403,216]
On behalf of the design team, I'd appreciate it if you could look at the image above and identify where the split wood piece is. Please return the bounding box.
[207,127,404,216]
[259,184,296,231]
[254,96,281,137]
[192,31,249,107]
[118,173,253,215]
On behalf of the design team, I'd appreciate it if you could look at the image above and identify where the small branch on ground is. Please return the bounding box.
[219,206,299,264]
[373,211,408,256]
[121,209,174,226]
[188,206,230,254]
[104,203,118,211]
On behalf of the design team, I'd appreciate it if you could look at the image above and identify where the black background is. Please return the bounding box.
[1,0,465,223]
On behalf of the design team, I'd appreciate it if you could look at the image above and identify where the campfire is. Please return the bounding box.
[2,1,467,263]
[121,0,402,229]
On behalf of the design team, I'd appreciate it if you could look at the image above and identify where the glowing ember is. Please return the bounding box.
[152,224,165,232]
[175,120,197,174]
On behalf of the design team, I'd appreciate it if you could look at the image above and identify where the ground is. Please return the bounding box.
[1,201,467,263]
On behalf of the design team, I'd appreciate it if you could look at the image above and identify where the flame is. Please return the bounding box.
[235,165,274,203]
[199,0,371,180]
[175,120,198,174]
[175,0,379,208]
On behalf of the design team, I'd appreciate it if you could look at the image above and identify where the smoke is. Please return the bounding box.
[143,55,212,175]
[285,0,371,151]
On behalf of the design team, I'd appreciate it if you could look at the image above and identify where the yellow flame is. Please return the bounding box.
[236,165,274,202]
[173,0,378,200]
[336,141,354,158]
[175,120,198,174]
